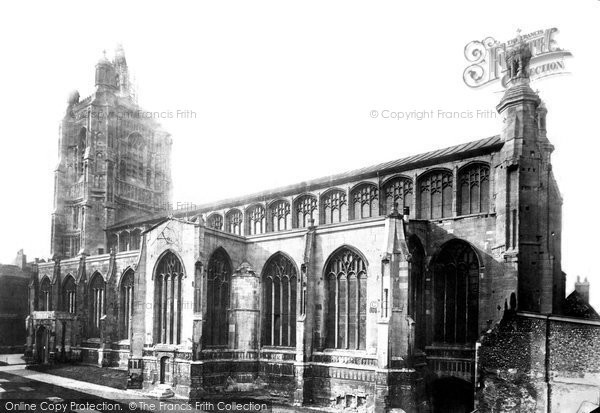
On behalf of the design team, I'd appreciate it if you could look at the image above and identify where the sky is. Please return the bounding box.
[0,0,598,310]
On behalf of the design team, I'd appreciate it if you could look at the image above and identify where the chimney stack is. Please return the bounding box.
[575,276,590,303]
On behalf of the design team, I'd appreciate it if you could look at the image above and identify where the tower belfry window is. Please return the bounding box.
[124,133,145,181]
[72,206,79,229]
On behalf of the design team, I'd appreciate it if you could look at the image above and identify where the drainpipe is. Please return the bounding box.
[474,341,481,410]
[545,314,551,413]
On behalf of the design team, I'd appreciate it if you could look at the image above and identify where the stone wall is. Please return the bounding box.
[478,311,600,412]
[548,318,600,412]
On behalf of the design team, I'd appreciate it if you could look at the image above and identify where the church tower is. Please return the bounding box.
[495,35,564,313]
[50,46,172,259]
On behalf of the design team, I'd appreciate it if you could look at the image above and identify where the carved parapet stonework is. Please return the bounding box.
[310,364,376,382]
[175,351,193,361]
[259,350,296,362]
[311,353,377,366]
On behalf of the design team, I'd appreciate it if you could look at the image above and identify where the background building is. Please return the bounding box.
[0,250,32,353]
[50,45,172,259]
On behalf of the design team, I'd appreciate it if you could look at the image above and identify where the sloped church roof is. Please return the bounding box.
[110,134,503,230]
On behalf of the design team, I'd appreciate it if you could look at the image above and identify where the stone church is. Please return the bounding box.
[25,40,600,413]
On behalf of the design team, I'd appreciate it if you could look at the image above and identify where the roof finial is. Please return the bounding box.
[515,28,523,43]
[115,43,126,63]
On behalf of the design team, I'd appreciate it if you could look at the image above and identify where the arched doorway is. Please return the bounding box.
[159,356,171,384]
[35,326,49,364]
[431,377,474,413]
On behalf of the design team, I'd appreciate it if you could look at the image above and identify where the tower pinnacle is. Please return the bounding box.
[496,40,539,114]
[505,34,533,86]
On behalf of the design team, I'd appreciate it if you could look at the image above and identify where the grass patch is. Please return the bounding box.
[29,364,128,390]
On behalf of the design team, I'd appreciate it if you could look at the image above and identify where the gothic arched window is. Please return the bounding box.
[225,209,243,235]
[72,206,79,230]
[96,152,105,174]
[119,231,130,252]
[268,200,291,232]
[119,159,127,181]
[325,247,367,350]
[39,277,51,311]
[206,248,231,346]
[130,229,141,250]
[77,128,86,175]
[321,189,348,224]
[293,194,317,229]
[62,275,76,313]
[457,163,490,215]
[262,253,297,347]
[89,273,105,338]
[247,204,266,235]
[418,170,453,219]
[154,172,162,191]
[382,177,413,215]
[120,270,134,340]
[108,233,118,253]
[351,183,379,220]
[431,240,479,345]
[207,213,223,231]
[154,252,183,344]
